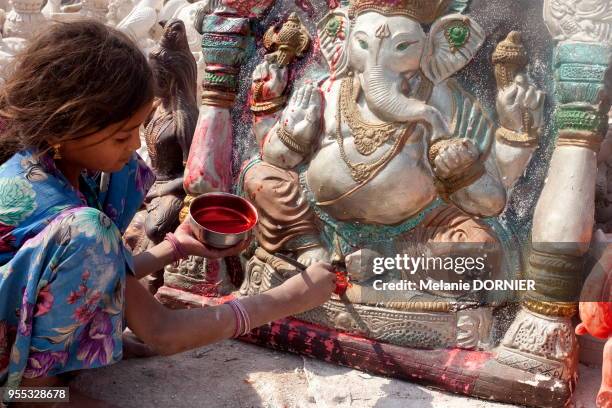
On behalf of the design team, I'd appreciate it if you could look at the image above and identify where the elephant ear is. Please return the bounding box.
[421,15,486,85]
[317,9,351,78]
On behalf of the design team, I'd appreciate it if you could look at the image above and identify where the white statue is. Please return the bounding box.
[106,0,134,26]
[0,9,26,82]
[42,0,109,23]
[116,0,163,53]
[4,0,48,39]
[41,0,61,19]
[545,0,612,43]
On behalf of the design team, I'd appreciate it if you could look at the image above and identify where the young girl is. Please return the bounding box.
[0,20,335,400]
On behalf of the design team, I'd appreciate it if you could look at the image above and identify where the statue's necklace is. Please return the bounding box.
[339,77,402,156]
[336,78,412,183]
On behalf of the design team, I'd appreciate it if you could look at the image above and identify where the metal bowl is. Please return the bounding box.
[188,192,258,249]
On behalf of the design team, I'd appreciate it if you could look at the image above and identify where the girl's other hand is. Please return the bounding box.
[173,219,252,259]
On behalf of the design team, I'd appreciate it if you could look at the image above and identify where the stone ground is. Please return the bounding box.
[71,340,603,408]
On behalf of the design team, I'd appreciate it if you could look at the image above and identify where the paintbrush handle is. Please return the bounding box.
[274,253,308,271]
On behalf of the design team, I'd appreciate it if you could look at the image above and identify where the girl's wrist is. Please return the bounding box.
[158,239,178,266]
[163,232,188,266]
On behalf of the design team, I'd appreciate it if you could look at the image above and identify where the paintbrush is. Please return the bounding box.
[273,253,351,296]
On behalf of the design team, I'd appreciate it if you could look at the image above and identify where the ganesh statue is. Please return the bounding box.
[241,3,541,279]
[238,0,548,395]
[167,0,612,406]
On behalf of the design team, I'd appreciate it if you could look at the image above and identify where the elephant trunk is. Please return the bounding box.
[361,65,449,141]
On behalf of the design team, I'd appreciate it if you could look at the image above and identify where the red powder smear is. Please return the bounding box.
[295,0,315,16]
[211,114,234,192]
[185,109,233,193]
[334,270,351,296]
[222,0,274,17]
[462,349,491,370]
[193,206,256,234]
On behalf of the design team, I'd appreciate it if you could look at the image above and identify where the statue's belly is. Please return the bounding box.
[306,141,437,225]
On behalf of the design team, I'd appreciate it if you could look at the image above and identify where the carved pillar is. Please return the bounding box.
[183,0,277,195]
[497,0,611,388]
[173,2,275,296]
[183,7,249,196]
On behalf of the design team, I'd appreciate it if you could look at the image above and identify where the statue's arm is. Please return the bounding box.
[261,121,313,169]
[494,138,537,189]
[145,178,185,200]
[250,56,290,146]
[447,154,507,217]
[261,83,323,170]
[493,75,545,189]
[253,113,284,147]
[427,83,506,217]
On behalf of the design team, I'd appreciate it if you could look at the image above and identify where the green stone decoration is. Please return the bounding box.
[445,22,470,52]
[553,42,611,136]
[554,42,611,105]
[199,12,250,105]
[556,105,606,133]
[203,72,238,89]
[325,16,342,40]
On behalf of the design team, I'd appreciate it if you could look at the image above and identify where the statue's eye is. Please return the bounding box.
[396,41,416,51]
[358,39,369,50]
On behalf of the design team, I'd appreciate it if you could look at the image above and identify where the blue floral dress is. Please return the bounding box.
[0,149,155,390]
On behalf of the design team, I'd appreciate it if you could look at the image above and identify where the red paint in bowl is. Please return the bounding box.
[189,193,258,248]
[192,206,256,234]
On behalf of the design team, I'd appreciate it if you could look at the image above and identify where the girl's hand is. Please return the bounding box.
[280,262,336,313]
[173,219,252,259]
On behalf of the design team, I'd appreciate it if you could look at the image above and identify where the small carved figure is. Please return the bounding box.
[263,12,310,67]
[140,19,198,292]
[0,10,26,83]
[251,12,310,116]
[106,0,134,26]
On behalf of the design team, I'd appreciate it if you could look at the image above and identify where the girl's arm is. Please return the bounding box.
[131,241,175,279]
[124,262,336,355]
[131,220,249,279]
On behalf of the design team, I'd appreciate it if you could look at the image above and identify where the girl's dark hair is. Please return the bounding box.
[0,20,154,162]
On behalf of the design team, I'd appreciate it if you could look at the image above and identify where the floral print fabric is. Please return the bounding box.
[0,149,155,389]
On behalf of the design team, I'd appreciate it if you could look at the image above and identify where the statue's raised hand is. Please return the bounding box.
[497,74,545,134]
[252,55,289,102]
[281,83,322,147]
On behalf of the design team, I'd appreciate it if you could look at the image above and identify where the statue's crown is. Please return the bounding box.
[349,0,452,24]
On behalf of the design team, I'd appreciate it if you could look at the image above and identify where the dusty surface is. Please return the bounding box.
[71,340,603,408]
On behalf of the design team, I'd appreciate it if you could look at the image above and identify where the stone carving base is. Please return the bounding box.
[496,307,578,382]
[240,249,493,350]
[163,255,236,297]
[156,286,574,408]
